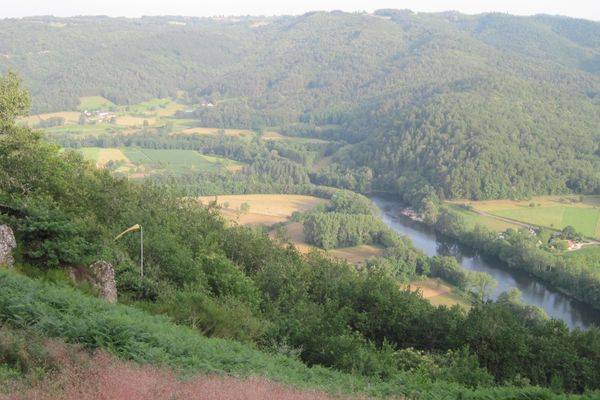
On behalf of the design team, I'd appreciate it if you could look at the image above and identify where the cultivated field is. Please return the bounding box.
[198,195,328,225]
[270,221,385,265]
[404,278,471,310]
[177,127,264,138]
[79,147,129,167]
[174,127,328,144]
[453,195,600,238]
[18,111,81,126]
[78,147,241,176]
[115,115,157,126]
[196,194,385,265]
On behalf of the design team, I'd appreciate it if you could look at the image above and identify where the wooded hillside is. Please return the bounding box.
[2,11,600,197]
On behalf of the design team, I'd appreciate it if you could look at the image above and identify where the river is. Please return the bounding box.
[370,195,600,329]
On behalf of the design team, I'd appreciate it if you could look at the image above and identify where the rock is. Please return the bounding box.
[0,225,16,268]
[89,260,118,304]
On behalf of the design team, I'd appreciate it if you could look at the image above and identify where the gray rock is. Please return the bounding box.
[0,225,16,268]
[89,260,118,303]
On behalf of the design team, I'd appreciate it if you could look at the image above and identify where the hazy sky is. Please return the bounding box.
[3,0,600,21]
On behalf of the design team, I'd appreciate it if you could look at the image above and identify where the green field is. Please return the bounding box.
[44,123,129,136]
[77,146,243,177]
[78,95,116,110]
[124,98,186,117]
[122,147,242,174]
[78,147,100,160]
[458,196,600,239]
[564,244,600,259]
[445,204,521,231]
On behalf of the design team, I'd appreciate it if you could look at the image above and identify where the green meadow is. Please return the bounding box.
[452,196,600,239]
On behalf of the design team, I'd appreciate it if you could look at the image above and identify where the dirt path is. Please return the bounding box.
[474,209,532,229]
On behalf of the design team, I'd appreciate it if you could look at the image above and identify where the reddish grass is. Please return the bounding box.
[1,343,359,400]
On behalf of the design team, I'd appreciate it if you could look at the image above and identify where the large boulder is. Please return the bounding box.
[0,225,16,267]
[89,260,118,303]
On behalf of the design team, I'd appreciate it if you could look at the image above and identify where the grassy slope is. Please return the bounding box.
[0,270,586,400]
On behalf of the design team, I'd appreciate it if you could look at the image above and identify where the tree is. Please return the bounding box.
[240,202,251,214]
[0,71,30,127]
[467,271,497,303]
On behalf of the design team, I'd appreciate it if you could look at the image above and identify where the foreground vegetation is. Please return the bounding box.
[5,271,599,400]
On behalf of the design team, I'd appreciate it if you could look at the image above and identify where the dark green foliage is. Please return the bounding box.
[0,326,55,376]
[0,71,30,125]
[303,212,388,249]
[329,190,374,215]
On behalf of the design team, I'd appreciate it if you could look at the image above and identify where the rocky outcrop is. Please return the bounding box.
[89,260,118,304]
[0,225,16,267]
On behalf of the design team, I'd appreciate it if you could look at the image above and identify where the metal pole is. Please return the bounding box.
[140,225,144,277]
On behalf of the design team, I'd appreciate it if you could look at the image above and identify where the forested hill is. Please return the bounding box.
[2,10,600,199]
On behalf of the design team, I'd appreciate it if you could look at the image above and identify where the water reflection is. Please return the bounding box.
[370,195,600,329]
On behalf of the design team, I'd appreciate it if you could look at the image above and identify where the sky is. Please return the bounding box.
[3,0,600,21]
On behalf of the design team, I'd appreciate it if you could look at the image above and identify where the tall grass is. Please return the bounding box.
[0,270,595,400]
[2,347,358,400]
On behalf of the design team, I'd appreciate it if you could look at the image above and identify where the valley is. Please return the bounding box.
[2,8,600,400]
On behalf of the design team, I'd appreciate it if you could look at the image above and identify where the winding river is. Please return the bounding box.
[370,195,600,329]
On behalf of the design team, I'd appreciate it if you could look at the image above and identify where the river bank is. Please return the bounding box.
[370,195,600,329]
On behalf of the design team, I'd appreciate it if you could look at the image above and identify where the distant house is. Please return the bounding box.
[83,110,116,123]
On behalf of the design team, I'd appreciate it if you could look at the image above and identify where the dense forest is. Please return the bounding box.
[1,11,600,199]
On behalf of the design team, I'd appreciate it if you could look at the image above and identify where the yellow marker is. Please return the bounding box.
[114,223,141,241]
[114,224,144,277]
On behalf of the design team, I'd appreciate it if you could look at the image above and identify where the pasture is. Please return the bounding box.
[78,96,115,110]
[445,203,521,231]
[459,195,600,238]
[124,98,185,116]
